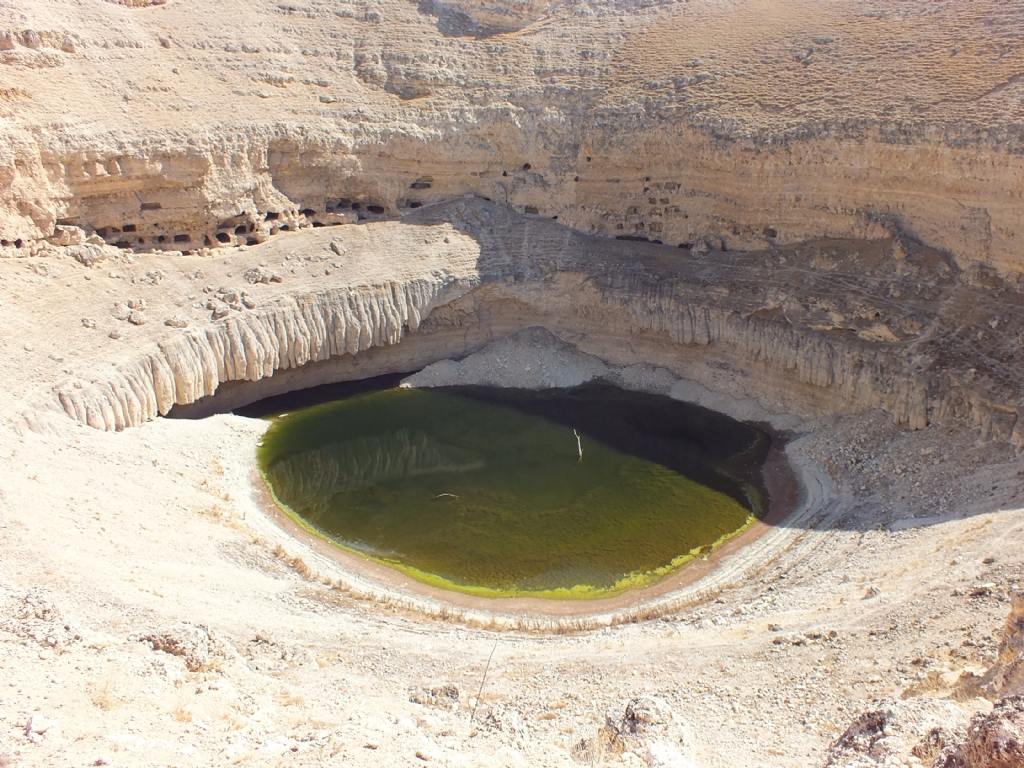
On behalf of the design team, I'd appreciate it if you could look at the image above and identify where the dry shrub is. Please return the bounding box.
[277,689,307,707]
[91,668,123,710]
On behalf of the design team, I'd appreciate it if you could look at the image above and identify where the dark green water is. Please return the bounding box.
[256,383,770,599]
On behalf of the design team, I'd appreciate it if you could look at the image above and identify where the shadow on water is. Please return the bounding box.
[169,197,1023,541]
[446,383,771,516]
[238,377,771,518]
[250,378,774,597]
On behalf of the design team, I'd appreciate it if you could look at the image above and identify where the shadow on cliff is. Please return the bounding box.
[172,196,1024,534]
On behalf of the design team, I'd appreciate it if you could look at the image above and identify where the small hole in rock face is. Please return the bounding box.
[502,171,507,177]
[312,221,325,228]
[264,211,279,221]
[338,199,351,208]
[409,201,422,208]
[410,181,431,190]
[115,240,131,249]
[280,224,291,231]
[586,156,592,162]
[138,237,145,245]
[173,234,190,243]
[1,239,10,247]
[204,235,213,246]
[763,226,778,238]
[15,238,24,248]
[157,235,167,243]
[122,224,137,233]
[247,237,258,246]
[234,225,247,235]
[111,227,121,234]
[216,232,231,243]
[482,196,491,202]
[679,242,693,249]
[300,208,316,217]
[141,202,161,211]
[351,202,361,211]
[523,163,532,171]
[367,205,385,215]
[95,227,109,238]
[524,206,539,215]
[552,215,558,220]
[574,176,580,182]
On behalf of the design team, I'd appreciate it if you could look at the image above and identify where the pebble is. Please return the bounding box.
[23,342,33,351]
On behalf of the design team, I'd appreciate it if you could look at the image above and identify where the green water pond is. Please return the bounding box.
[256,383,769,599]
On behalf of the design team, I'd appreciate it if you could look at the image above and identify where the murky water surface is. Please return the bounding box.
[256,383,769,598]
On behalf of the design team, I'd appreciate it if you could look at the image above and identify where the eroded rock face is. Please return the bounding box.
[824,699,970,768]
[992,593,1024,698]
[830,596,1024,768]
[1,0,1023,274]
[427,0,554,33]
[31,199,1022,459]
[934,697,1024,768]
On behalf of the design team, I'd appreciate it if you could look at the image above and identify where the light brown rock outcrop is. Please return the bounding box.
[1,0,1023,273]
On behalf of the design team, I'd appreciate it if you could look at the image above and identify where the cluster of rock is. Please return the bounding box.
[827,594,1024,768]
[571,695,698,768]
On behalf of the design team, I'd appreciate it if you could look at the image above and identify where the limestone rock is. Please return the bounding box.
[243,267,281,285]
[402,326,608,390]
[143,622,228,672]
[56,274,470,430]
[934,697,1024,768]
[993,593,1024,697]
[645,742,696,768]
[410,684,460,711]
[825,698,970,767]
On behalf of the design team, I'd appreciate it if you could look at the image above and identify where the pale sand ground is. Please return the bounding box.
[1,268,1023,765]
[0,198,1020,768]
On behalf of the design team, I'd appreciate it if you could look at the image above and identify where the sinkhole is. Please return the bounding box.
[249,379,773,600]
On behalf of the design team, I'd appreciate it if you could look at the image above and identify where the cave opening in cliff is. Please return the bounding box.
[246,378,771,599]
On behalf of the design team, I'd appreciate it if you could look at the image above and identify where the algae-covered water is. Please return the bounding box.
[256,383,770,599]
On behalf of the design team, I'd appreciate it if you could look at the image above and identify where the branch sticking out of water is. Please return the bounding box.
[574,429,583,462]
[432,493,459,500]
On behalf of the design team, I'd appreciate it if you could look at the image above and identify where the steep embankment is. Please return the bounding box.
[2,0,1024,272]
[8,199,1021,457]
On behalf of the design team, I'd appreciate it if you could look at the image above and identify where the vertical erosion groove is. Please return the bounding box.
[54,277,474,432]
[47,266,1023,451]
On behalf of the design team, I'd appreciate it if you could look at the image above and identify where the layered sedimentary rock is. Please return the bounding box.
[53,275,476,431]
[1,0,1024,273]
[32,199,1023,454]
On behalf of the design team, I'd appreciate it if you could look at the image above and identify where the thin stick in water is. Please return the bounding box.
[574,429,583,462]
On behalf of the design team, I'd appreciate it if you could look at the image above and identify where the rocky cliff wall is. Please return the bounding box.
[27,199,1024,453]
[2,0,1024,273]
